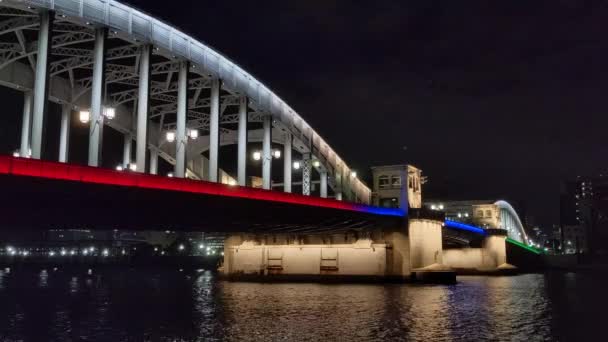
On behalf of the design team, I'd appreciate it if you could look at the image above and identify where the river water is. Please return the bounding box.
[0,268,604,341]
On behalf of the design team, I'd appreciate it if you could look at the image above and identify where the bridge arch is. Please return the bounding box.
[495,200,528,243]
[0,0,372,203]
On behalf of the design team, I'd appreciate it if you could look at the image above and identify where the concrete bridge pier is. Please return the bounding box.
[220,217,456,283]
[408,218,456,283]
[443,229,517,275]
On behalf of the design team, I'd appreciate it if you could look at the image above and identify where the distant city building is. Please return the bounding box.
[560,175,608,255]
[370,165,423,209]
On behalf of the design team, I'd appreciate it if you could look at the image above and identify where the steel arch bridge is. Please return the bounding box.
[495,200,529,244]
[0,0,371,204]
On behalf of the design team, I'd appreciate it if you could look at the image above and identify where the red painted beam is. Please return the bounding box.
[0,156,404,217]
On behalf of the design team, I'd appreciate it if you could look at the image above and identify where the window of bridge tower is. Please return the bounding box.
[391,176,401,188]
[379,175,390,189]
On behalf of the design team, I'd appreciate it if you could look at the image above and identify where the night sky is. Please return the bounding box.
[2,0,608,228]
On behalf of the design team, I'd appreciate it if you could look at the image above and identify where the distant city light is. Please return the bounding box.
[198,244,205,250]
[178,244,185,251]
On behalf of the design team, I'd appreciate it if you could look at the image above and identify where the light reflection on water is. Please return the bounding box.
[0,269,604,341]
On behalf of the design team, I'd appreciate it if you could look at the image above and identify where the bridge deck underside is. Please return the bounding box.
[0,173,401,233]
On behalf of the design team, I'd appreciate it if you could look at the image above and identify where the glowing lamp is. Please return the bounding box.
[166,131,176,143]
[79,110,90,124]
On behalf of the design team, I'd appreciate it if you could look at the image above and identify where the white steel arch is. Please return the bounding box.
[0,0,372,203]
[495,200,528,243]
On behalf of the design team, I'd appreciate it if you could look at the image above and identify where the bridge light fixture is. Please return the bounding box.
[252,151,262,161]
[273,149,281,159]
[350,171,357,178]
[188,129,199,140]
[129,163,137,172]
[49,251,56,257]
[79,110,90,124]
[438,204,445,210]
[167,172,174,178]
[228,179,237,186]
[103,107,116,120]
[12,151,19,157]
[116,165,124,171]
[166,131,176,143]
[313,160,320,168]
[293,161,301,170]
[102,249,109,257]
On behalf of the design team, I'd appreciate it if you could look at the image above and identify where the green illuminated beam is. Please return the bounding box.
[507,238,542,255]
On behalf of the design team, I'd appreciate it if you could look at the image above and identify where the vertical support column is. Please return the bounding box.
[30,11,54,160]
[283,133,292,193]
[136,44,151,173]
[320,170,328,198]
[262,115,272,190]
[58,105,71,163]
[175,60,189,178]
[149,149,158,175]
[237,95,248,186]
[88,27,107,167]
[20,92,33,157]
[122,133,132,167]
[302,153,311,196]
[209,78,221,182]
[335,171,343,201]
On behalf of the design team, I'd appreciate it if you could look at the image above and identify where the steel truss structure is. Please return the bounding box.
[0,0,371,204]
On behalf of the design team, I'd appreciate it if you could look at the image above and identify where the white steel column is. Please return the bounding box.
[149,149,158,175]
[88,28,107,167]
[175,61,189,178]
[283,133,292,193]
[320,171,328,198]
[58,105,71,163]
[262,115,272,190]
[122,133,132,167]
[209,78,221,182]
[302,153,311,196]
[19,92,32,157]
[335,171,343,201]
[136,45,151,173]
[30,11,53,159]
[237,95,248,186]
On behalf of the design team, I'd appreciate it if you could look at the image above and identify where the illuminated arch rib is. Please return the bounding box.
[2,0,371,203]
[495,200,528,243]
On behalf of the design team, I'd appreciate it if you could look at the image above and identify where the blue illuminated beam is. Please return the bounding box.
[444,220,487,235]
